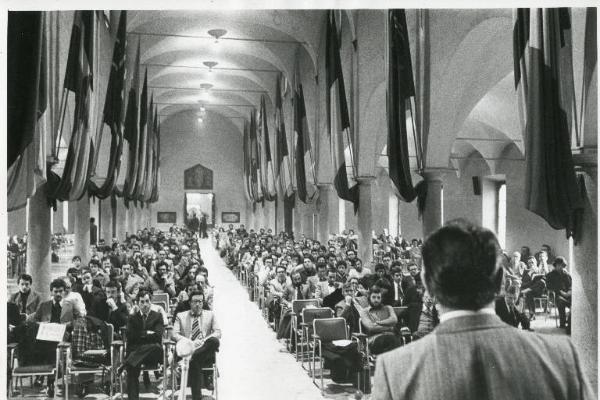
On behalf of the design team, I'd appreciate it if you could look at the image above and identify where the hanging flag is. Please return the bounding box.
[141,94,155,202]
[513,8,583,235]
[149,109,160,203]
[49,10,96,201]
[387,9,418,202]
[250,110,263,202]
[294,79,318,203]
[259,95,277,201]
[275,74,294,199]
[123,40,141,203]
[133,69,149,201]
[7,11,49,211]
[89,10,127,199]
[243,119,254,202]
[326,10,359,210]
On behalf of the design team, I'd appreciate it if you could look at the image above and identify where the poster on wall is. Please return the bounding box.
[184,164,213,190]
[221,212,240,223]
[157,212,177,224]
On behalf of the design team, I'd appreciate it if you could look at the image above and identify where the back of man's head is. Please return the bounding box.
[422,219,502,311]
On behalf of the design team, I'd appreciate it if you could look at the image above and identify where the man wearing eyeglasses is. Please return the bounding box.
[173,291,221,398]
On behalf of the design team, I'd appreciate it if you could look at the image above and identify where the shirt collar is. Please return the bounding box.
[439,307,495,323]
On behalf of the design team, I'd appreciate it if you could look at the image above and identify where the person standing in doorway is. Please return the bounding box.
[199,214,208,238]
[90,217,98,245]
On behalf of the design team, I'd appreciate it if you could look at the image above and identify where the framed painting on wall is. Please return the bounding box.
[221,212,240,223]
[157,212,177,224]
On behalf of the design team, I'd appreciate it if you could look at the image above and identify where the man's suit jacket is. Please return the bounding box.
[80,285,107,318]
[126,309,164,351]
[31,299,75,323]
[282,283,312,305]
[374,313,594,400]
[495,297,528,329]
[315,281,338,300]
[172,310,221,341]
[10,290,42,316]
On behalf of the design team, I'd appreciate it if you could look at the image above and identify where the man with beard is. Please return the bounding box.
[354,287,401,355]
[276,271,310,344]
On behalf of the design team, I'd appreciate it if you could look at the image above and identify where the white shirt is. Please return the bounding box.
[439,307,495,324]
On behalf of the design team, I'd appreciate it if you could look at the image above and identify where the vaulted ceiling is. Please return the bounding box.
[127,10,326,125]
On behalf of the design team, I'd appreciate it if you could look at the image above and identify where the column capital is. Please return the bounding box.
[420,168,453,182]
[317,182,335,190]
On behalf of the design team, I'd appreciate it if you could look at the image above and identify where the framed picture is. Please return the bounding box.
[221,212,240,223]
[157,212,177,224]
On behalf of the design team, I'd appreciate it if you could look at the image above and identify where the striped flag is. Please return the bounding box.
[123,40,141,202]
[89,10,127,199]
[142,94,155,202]
[326,10,359,209]
[275,74,294,198]
[7,11,49,211]
[250,110,263,202]
[259,95,277,201]
[513,8,582,234]
[242,120,254,202]
[50,10,96,201]
[294,79,318,203]
[149,112,160,203]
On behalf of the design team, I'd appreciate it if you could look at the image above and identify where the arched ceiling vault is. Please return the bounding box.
[126,10,325,122]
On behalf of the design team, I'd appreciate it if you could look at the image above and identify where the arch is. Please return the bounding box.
[426,15,514,168]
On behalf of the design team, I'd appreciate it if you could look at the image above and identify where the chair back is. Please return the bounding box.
[313,317,347,342]
[302,307,334,326]
[152,293,170,313]
[393,306,408,318]
[292,299,320,315]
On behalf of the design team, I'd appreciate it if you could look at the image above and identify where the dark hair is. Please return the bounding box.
[105,280,122,291]
[136,288,153,301]
[391,266,403,275]
[67,267,79,275]
[72,255,81,262]
[89,259,101,268]
[369,286,382,296]
[276,265,286,273]
[156,261,169,270]
[421,219,502,311]
[316,262,328,270]
[374,263,387,272]
[18,273,33,284]
[188,290,205,301]
[336,260,347,269]
[506,285,519,296]
[50,278,66,291]
[553,256,567,267]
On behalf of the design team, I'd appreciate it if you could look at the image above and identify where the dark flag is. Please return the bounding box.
[123,40,141,202]
[513,8,583,235]
[275,74,294,199]
[294,77,318,204]
[387,10,418,202]
[134,70,149,200]
[326,10,359,210]
[89,10,127,199]
[7,11,48,210]
[250,110,263,202]
[243,120,254,202]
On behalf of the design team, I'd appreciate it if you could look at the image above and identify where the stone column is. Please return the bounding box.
[26,184,52,295]
[115,199,127,241]
[303,204,315,239]
[52,201,65,234]
[571,153,598,390]
[68,200,77,233]
[100,199,112,242]
[293,201,303,237]
[356,177,376,264]
[421,169,446,238]
[73,195,91,264]
[317,184,338,244]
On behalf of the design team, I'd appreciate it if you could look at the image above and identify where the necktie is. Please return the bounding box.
[191,316,201,340]
[296,287,303,300]
[51,302,62,323]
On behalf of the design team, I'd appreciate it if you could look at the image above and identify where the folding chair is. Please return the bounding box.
[63,323,119,399]
[289,299,320,357]
[152,293,170,314]
[119,327,176,400]
[311,317,350,395]
[8,338,66,399]
[299,308,333,371]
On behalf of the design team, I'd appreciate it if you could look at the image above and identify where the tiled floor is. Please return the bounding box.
[7,239,567,400]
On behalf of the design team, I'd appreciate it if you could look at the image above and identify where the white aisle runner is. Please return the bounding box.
[199,239,324,400]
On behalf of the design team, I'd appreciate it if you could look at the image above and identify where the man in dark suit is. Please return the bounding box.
[9,273,42,319]
[80,269,107,318]
[495,285,532,331]
[119,289,164,400]
[373,220,594,400]
[546,256,572,329]
[276,271,311,341]
[99,281,129,332]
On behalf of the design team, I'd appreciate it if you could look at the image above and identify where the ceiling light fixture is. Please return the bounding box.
[208,29,227,44]
[203,61,218,72]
